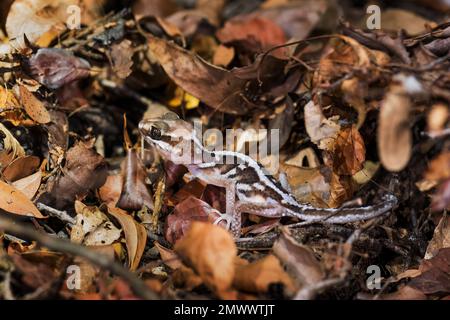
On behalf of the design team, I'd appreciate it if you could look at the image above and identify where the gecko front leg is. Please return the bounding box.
[212,181,241,236]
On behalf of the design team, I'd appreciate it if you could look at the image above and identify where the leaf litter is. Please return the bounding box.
[0,0,449,301]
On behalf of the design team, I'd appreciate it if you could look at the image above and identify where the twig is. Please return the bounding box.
[0,216,158,300]
[36,203,76,225]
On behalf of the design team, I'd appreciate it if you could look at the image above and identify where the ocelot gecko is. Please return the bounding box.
[139,112,397,238]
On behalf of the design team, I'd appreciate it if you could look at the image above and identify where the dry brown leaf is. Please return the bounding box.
[273,228,324,287]
[148,35,248,115]
[111,40,134,79]
[45,141,108,209]
[233,255,296,294]
[165,196,223,244]
[107,207,147,271]
[26,48,91,90]
[0,180,44,218]
[213,45,235,67]
[12,171,42,200]
[2,155,40,182]
[174,221,236,293]
[332,126,366,175]
[154,241,182,270]
[19,85,51,124]
[216,16,287,57]
[98,174,123,208]
[117,149,154,211]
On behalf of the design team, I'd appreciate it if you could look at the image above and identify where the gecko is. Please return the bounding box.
[139,112,397,238]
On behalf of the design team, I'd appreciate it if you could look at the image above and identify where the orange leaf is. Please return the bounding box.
[174,222,236,293]
[107,207,147,271]
[19,85,51,124]
[0,180,44,218]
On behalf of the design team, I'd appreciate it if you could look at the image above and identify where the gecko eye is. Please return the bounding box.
[150,126,162,140]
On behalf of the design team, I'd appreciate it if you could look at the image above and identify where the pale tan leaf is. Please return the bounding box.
[0,180,44,218]
[12,171,42,200]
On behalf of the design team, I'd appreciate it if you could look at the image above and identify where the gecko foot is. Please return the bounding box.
[213,212,233,230]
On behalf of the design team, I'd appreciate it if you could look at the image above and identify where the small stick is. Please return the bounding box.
[0,217,158,300]
[36,203,76,225]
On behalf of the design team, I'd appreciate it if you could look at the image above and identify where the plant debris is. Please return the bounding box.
[0,0,449,301]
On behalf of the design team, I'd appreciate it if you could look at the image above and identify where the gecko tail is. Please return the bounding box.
[300,194,398,224]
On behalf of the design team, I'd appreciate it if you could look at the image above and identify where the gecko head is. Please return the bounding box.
[139,112,196,164]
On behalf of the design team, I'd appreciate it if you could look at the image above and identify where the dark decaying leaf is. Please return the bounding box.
[42,141,108,209]
[25,48,91,89]
[148,35,249,115]
[165,196,223,244]
[408,248,450,295]
[117,148,154,211]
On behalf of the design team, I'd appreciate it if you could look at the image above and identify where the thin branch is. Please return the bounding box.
[37,203,76,225]
[0,217,158,300]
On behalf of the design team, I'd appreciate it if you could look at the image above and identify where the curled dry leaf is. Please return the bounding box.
[378,75,422,172]
[0,122,25,166]
[26,48,91,89]
[117,148,154,211]
[19,85,51,124]
[0,180,44,218]
[107,207,147,271]
[304,100,340,151]
[45,141,108,209]
[233,255,296,294]
[174,222,237,293]
[148,35,248,115]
